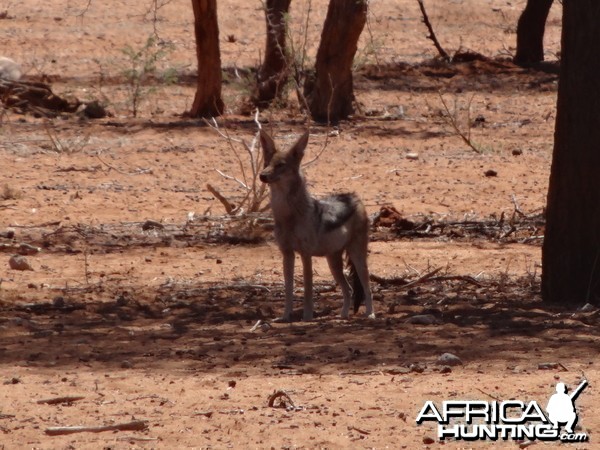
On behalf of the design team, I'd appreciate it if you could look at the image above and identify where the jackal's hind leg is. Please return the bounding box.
[326,251,353,319]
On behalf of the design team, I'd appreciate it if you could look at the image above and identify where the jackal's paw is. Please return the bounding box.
[302,313,314,322]
[340,311,350,320]
[366,312,376,319]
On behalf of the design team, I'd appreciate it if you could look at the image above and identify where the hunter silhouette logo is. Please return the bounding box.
[416,379,589,442]
[546,380,587,434]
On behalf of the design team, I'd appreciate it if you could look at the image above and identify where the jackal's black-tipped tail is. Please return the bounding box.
[347,257,365,314]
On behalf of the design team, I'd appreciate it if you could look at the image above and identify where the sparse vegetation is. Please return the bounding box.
[205,111,269,215]
[438,92,487,154]
[119,35,176,117]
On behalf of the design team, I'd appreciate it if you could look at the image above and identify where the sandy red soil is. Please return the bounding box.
[1,0,598,448]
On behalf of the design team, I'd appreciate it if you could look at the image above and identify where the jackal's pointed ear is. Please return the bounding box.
[259,130,277,167]
[289,131,309,161]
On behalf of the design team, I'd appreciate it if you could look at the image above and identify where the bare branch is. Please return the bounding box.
[416,0,450,62]
[438,92,481,154]
[206,183,235,214]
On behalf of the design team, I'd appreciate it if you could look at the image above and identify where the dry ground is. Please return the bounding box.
[1,0,598,448]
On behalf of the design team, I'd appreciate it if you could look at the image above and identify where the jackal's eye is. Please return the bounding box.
[275,162,285,170]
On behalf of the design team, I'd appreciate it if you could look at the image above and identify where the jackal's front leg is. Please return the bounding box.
[281,250,295,322]
[301,253,314,321]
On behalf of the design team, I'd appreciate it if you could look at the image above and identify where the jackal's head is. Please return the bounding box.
[259,130,309,184]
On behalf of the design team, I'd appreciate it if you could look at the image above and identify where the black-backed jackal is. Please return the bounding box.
[259,130,375,321]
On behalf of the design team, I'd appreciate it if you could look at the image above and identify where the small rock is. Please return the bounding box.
[83,100,107,119]
[406,152,419,160]
[4,377,21,385]
[0,56,21,81]
[484,169,498,177]
[141,220,164,231]
[579,303,595,312]
[0,229,15,239]
[472,115,486,126]
[18,243,41,256]
[538,362,560,370]
[53,296,65,307]
[410,363,425,373]
[121,360,133,369]
[405,314,439,325]
[228,380,237,388]
[423,436,435,445]
[437,353,463,366]
[512,148,523,156]
[439,365,452,374]
[8,255,33,271]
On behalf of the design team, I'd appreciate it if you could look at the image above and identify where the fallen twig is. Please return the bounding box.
[476,387,502,401]
[37,395,85,405]
[267,390,295,408]
[348,425,371,435]
[116,436,158,442]
[45,419,148,436]
[402,266,444,289]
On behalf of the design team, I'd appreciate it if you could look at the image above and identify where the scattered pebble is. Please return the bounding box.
[406,152,419,160]
[410,363,425,373]
[484,169,498,177]
[141,220,164,231]
[82,100,107,119]
[437,353,463,366]
[538,362,560,370]
[0,56,21,81]
[8,255,33,271]
[423,436,435,445]
[405,314,439,325]
[0,229,15,239]
[18,243,41,256]
[512,148,523,156]
[439,365,452,374]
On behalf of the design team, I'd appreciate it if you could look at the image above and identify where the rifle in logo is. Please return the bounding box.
[546,379,588,434]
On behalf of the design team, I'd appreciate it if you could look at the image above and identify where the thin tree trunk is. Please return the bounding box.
[304,0,367,123]
[542,1,600,306]
[514,0,554,65]
[189,0,224,117]
[254,0,292,107]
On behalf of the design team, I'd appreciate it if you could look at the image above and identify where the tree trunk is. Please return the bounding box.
[542,1,600,306]
[304,0,367,123]
[188,0,224,117]
[514,0,554,65]
[254,0,292,107]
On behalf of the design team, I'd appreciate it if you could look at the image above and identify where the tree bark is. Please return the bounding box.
[254,0,292,107]
[514,0,554,65]
[304,0,367,123]
[542,1,600,306]
[189,0,224,117]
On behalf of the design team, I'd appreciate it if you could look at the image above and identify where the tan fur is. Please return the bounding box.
[259,130,375,321]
